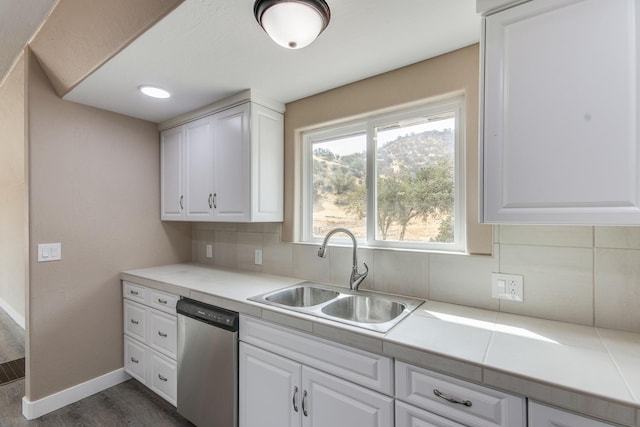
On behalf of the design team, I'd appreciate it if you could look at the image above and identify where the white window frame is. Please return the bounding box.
[302,96,466,253]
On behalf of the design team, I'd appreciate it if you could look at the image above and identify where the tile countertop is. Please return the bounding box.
[121,263,640,427]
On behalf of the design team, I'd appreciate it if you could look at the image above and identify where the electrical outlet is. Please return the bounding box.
[254,249,263,265]
[491,273,524,302]
[206,244,213,258]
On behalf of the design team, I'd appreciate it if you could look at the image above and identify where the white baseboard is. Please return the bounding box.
[22,368,131,420]
[0,296,25,329]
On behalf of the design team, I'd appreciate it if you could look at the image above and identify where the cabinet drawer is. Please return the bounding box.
[123,281,146,304]
[148,289,179,314]
[396,362,525,427]
[529,402,618,427]
[149,351,177,406]
[148,309,177,359]
[124,336,147,384]
[240,316,392,394]
[396,400,464,427]
[124,300,146,342]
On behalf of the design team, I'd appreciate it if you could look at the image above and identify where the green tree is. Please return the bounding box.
[376,157,454,241]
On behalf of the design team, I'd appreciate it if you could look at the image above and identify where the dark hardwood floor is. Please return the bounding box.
[1,378,193,426]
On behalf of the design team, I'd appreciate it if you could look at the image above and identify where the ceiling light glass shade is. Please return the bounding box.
[139,85,170,99]
[254,0,330,49]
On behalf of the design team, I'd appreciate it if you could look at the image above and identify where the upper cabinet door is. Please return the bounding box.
[213,103,251,222]
[481,0,640,224]
[160,127,184,220]
[184,116,214,220]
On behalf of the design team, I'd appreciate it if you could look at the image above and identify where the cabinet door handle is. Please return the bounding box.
[129,290,139,295]
[158,374,168,382]
[179,195,184,210]
[130,357,139,364]
[208,193,213,209]
[157,331,168,338]
[157,298,168,304]
[302,390,308,416]
[433,389,472,407]
[213,193,217,209]
[292,386,299,412]
[130,319,139,325]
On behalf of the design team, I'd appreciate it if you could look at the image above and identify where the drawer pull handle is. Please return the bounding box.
[130,357,139,364]
[158,331,168,338]
[157,298,168,304]
[130,290,139,295]
[130,319,139,325]
[158,374,168,382]
[433,389,472,407]
[292,386,299,412]
[302,390,308,416]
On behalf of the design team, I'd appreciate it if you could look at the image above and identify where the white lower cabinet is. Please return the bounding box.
[239,316,394,427]
[240,342,393,427]
[528,401,619,427]
[395,362,525,427]
[122,281,178,406]
[396,400,464,427]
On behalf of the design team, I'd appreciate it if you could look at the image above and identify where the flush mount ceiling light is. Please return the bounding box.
[254,0,331,49]
[138,85,171,99]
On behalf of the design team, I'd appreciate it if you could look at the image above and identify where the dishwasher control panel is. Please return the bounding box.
[176,298,239,331]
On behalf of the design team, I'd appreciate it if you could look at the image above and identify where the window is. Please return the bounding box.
[302,96,465,252]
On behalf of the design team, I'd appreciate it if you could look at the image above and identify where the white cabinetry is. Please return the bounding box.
[160,97,284,222]
[239,316,393,427]
[481,0,640,224]
[529,401,619,427]
[395,361,525,427]
[122,281,179,405]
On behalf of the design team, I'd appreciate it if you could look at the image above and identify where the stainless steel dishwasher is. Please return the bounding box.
[176,298,239,427]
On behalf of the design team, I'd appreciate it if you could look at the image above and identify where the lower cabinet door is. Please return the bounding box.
[302,366,393,427]
[529,402,618,427]
[396,401,464,427]
[240,342,301,427]
[124,336,146,384]
[149,351,177,406]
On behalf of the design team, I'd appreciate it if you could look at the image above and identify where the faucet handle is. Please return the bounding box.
[361,262,369,276]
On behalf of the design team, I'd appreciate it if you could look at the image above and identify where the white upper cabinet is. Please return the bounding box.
[160,127,184,220]
[184,116,215,220]
[160,93,284,222]
[481,0,640,224]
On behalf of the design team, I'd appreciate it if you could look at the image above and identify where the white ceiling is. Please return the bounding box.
[0,0,56,84]
[64,0,481,123]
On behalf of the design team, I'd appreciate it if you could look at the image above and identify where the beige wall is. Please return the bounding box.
[282,44,492,255]
[0,53,27,325]
[26,51,192,400]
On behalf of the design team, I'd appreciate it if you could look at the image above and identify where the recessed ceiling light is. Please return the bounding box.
[139,85,171,99]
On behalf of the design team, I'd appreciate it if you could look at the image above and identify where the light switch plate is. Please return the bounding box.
[492,272,524,302]
[38,243,62,262]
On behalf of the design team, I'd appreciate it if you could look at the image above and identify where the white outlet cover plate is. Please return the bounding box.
[491,272,524,302]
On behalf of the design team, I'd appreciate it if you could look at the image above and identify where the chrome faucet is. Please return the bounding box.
[317,228,369,291]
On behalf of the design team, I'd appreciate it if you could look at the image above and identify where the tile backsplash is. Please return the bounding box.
[192,223,640,334]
